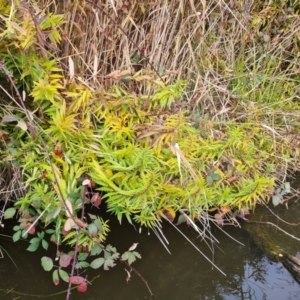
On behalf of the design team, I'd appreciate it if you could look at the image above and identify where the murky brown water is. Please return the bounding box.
[1,177,300,300]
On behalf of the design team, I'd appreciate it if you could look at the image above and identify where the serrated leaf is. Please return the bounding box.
[4,207,16,219]
[90,257,104,269]
[121,251,141,265]
[78,252,89,261]
[41,256,53,271]
[53,270,59,285]
[121,251,130,261]
[106,245,117,253]
[59,269,69,282]
[91,244,102,256]
[46,207,61,222]
[132,251,141,259]
[27,242,40,252]
[104,258,116,270]
[13,230,21,242]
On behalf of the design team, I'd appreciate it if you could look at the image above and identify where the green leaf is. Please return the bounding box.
[91,244,102,256]
[4,207,16,219]
[206,175,214,186]
[42,239,49,250]
[106,245,117,253]
[76,261,90,269]
[104,257,116,270]
[13,225,20,231]
[27,242,40,252]
[90,257,104,269]
[176,214,186,225]
[41,256,54,271]
[59,269,69,282]
[21,229,28,240]
[30,237,41,244]
[13,230,21,242]
[37,231,45,239]
[211,173,221,181]
[78,252,89,261]
[121,251,141,265]
[88,223,98,236]
[53,270,59,285]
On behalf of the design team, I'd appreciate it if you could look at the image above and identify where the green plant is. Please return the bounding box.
[1,0,300,299]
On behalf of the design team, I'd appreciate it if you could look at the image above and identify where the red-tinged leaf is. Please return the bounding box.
[215,213,224,226]
[25,223,36,235]
[59,254,72,267]
[52,270,59,286]
[77,281,87,293]
[2,114,19,122]
[90,193,102,207]
[59,269,69,282]
[69,276,85,285]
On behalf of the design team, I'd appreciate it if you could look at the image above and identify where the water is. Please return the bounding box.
[1,186,300,299]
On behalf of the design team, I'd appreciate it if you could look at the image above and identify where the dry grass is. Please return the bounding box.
[43,0,300,171]
[41,0,299,116]
[1,0,300,213]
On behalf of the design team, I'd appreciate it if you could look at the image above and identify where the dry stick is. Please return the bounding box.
[66,187,87,300]
[122,259,154,298]
[244,219,300,243]
[261,202,300,226]
[85,0,165,84]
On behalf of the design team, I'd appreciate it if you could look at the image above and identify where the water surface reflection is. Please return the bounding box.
[1,216,300,300]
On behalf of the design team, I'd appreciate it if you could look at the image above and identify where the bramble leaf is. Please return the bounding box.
[59,269,69,282]
[41,256,54,271]
[4,207,16,219]
[90,257,104,269]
